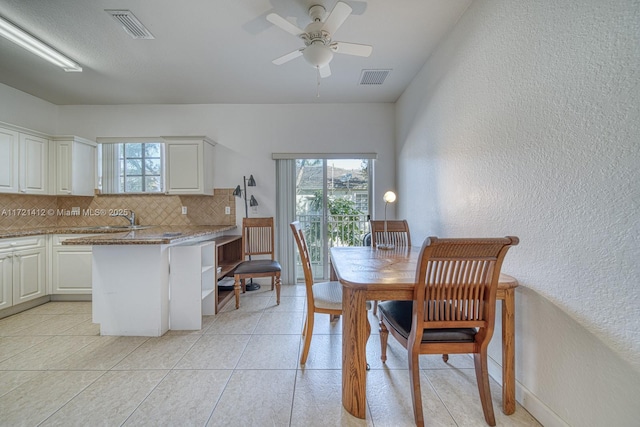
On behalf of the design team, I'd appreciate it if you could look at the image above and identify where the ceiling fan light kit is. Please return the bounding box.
[303,42,333,68]
[267,1,372,81]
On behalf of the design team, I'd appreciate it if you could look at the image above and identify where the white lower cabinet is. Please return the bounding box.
[0,236,46,310]
[0,252,13,310]
[51,235,93,295]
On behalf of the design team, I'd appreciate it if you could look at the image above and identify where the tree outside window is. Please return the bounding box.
[119,142,163,192]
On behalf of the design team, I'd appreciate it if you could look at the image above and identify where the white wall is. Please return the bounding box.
[396,0,640,426]
[0,83,58,133]
[55,103,395,225]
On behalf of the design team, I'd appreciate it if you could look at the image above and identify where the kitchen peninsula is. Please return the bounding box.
[64,225,239,336]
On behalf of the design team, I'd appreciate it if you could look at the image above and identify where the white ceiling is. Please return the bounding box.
[0,0,471,105]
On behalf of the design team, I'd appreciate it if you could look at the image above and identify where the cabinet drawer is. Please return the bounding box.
[0,236,45,251]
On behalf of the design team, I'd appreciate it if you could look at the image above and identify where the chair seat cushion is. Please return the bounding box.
[312,282,373,311]
[378,300,476,342]
[234,259,282,275]
[312,281,343,310]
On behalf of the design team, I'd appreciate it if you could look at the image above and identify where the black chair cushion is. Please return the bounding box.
[378,300,476,342]
[234,259,282,275]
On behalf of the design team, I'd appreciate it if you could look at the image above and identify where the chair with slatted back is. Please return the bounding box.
[290,221,371,365]
[370,219,412,249]
[378,236,519,427]
[369,219,411,315]
[233,217,281,309]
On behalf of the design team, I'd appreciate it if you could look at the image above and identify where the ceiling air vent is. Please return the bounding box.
[105,10,154,39]
[359,69,391,85]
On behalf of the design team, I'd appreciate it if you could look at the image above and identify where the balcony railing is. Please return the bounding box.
[295,213,370,280]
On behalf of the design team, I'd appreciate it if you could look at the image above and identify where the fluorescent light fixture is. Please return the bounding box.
[0,15,82,72]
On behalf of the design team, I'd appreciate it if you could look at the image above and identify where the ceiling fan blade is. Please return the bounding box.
[322,1,352,34]
[331,41,373,57]
[266,13,305,36]
[272,49,303,65]
[319,64,331,78]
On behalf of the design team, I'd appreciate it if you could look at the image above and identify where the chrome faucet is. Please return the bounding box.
[111,210,136,226]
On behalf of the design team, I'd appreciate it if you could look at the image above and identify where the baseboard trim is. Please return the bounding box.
[50,294,92,302]
[0,296,50,319]
[487,355,569,427]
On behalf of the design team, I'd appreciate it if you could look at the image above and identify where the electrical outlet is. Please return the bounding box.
[225,206,230,215]
[181,206,187,215]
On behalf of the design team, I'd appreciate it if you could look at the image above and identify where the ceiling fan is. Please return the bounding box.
[267,1,373,78]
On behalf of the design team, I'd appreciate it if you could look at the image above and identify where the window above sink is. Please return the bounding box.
[97,138,165,194]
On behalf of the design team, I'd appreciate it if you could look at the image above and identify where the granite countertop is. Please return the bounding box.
[0,225,237,244]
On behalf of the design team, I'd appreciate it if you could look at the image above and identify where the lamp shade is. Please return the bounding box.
[247,175,256,187]
[383,191,396,204]
[249,195,259,207]
[233,185,242,197]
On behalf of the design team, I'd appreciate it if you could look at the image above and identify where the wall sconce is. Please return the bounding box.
[378,190,397,250]
[233,174,258,217]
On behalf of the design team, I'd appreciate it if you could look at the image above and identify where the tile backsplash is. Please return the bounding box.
[0,189,236,230]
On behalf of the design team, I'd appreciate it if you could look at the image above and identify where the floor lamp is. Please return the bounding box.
[377,190,397,250]
[233,175,260,290]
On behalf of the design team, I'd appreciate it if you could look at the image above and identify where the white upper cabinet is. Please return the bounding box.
[0,125,48,195]
[53,136,97,196]
[0,127,19,193]
[0,122,98,196]
[164,136,216,195]
[20,133,48,195]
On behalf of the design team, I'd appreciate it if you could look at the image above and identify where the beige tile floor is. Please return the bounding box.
[0,284,541,426]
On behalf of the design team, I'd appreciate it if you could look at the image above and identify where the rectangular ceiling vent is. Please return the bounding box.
[105,10,154,39]
[359,69,391,85]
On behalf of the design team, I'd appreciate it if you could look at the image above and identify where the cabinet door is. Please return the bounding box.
[52,246,92,294]
[0,128,19,193]
[166,142,202,194]
[12,247,46,304]
[55,140,73,195]
[0,253,13,310]
[20,134,48,194]
[72,140,96,196]
[54,138,96,196]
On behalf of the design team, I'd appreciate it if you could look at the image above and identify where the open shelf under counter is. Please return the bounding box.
[214,235,243,314]
[169,234,244,330]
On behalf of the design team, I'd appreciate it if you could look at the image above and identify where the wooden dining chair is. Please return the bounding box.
[378,236,519,427]
[369,219,411,315]
[370,219,412,248]
[290,221,371,365]
[233,217,281,309]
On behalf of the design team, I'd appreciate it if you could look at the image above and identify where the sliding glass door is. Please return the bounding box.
[294,158,371,280]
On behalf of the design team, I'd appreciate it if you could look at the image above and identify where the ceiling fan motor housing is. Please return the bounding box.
[301,19,333,68]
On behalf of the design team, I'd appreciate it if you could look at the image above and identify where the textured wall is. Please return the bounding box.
[396,0,639,425]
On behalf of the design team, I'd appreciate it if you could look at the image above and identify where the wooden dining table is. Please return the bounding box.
[330,245,518,420]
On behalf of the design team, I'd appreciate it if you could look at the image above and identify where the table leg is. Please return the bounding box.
[342,286,368,419]
[501,288,516,414]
